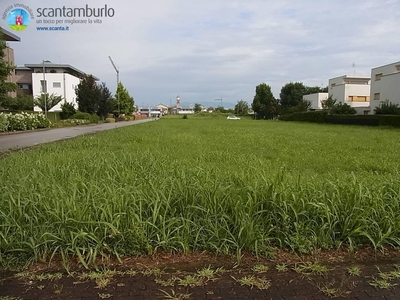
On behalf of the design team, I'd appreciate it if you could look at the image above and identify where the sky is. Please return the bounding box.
[1,0,400,108]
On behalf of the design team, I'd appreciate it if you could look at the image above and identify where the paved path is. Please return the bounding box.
[0,118,154,151]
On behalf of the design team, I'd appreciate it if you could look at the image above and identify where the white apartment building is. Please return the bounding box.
[370,61,400,113]
[13,62,98,112]
[328,75,371,109]
[32,73,81,112]
[303,93,328,110]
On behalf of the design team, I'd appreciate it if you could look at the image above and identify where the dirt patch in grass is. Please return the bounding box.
[2,250,400,299]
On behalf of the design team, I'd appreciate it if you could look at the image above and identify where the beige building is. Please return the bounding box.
[1,27,21,98]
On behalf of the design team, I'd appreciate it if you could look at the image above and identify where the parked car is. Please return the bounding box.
[227,115,240,120]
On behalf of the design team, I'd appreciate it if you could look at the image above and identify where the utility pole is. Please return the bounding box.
[108,56,120,115]
[214,98,222,107]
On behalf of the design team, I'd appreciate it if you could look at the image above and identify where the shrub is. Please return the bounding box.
[0,112,50,131]
[279,111,328,123]
[0,113,9,132]
[279,111,400,128]
[330,102,356,115]
[71,111,99,124]
[61,119,90,125]
[182,114,188,119]
[105,118,116,123]
[60,102,76,120]
[374,100,400,115]
[115,117,126,122]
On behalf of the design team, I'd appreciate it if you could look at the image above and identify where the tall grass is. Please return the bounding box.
[1,117,400,267]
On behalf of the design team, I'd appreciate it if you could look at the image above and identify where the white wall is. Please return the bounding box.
[33,73,80,112]
[370,61,400,112]
[303,93,328,110]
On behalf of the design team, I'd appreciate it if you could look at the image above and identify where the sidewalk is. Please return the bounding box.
[0,118,154,151]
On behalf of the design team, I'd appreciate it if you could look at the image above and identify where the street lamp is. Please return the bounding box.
[42,60,51,117]
[108,56,120,115]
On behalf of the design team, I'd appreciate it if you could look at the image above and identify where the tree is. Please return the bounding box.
[374,100,400,115]
[75,75,101,114]
[251,83,277,119]
[279,82,307,108]
[215,106,226,113]
[234,100,249,116]
[34,93,63,111]
[60,101,76,119]
[321,95,337,110]
[114,82,134,115]
[194,103,202,113]
[97,82,113,119]
[296,99,312,112]
[0,28,18,107]
[2,94,34,110]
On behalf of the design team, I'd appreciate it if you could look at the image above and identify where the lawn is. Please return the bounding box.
[1,116,400,268]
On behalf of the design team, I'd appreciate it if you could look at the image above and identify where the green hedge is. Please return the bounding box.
[279,111,400,128]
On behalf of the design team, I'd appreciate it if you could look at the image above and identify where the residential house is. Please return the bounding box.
[328,75,371,113]
[370,61,400,113]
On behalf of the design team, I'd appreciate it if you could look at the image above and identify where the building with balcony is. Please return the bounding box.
[328,75,371,111]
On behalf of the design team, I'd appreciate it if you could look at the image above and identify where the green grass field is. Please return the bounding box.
[1,116,400,267]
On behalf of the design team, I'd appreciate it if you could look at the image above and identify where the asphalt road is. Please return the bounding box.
[0,118,155,151]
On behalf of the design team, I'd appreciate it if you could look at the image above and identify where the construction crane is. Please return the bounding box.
[108,56,120,115]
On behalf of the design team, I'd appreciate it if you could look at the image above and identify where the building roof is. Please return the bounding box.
[23,63,99,80]
[1,27,21,42]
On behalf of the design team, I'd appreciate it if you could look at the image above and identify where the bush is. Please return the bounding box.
[279,111,400,128]
[0,112,50,131]
[182,114,188,119]
[115,117,126,122]
[374,100,400,115]
[279,111,328,123]
[330,102,356,115]
[61,119,90,125]
[71,111,99,124]
[105,118,115,123]
[0,113,9,132]
[60,102,76,120]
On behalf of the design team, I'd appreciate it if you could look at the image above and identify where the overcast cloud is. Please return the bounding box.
[2,0,400,107]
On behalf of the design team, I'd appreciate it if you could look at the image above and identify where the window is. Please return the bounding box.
[18,84,29,90]
[53,82,61,88]
[50,69,57,73]
[374,93,380,100]
[40,80,47,93]
[375,73,383,81]
[348,96,369,102]
[330,83,336,88]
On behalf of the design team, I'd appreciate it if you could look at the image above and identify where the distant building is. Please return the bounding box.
[172,107,194,114]
[155,103,168,115]
[370,61,400,113]
[328,75,371,110]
